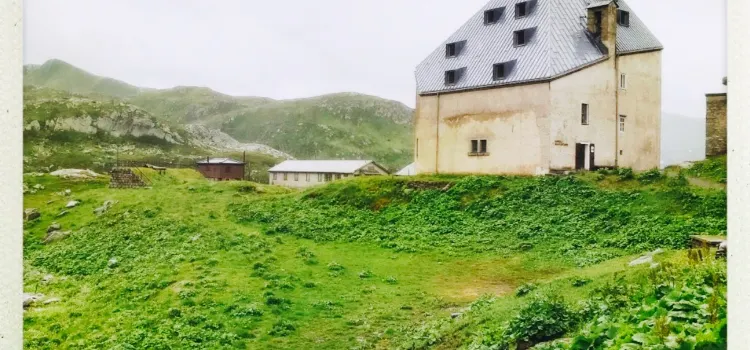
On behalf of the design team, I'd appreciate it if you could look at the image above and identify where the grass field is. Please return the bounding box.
[22,164,727,349]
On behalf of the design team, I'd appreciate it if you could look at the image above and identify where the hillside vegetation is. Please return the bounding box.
[22,86,281,182]
[23,59,415,170]
[23,163,726,349]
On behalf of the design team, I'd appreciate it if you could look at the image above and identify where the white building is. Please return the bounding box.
[395,163,416,176]
[268,160,389,188]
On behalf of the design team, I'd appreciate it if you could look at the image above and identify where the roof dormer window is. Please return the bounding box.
[445,68,466,86]
[513,27,537,46]
[492,60,517,81]
[617,10,630,27]
[484,7,505,25]
[514,0,537,18]
[445,40,466,58]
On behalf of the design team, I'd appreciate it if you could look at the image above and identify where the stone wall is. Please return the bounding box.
[705,93,727,156]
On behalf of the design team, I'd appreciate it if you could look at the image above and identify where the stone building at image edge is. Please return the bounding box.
[413,0,663,175]
[705,77,727,157]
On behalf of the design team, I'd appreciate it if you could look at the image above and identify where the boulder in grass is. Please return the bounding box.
[65,200,80,208]
[23,293,44,308]
[24,208,40,221]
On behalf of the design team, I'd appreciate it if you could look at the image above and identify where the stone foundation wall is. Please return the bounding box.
[705,93,727,156]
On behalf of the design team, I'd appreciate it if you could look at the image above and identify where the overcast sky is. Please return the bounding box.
[24,0,726,118]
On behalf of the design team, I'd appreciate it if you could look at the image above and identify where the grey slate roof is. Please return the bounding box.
[268,160,380,174]
[196,158,245,165]
[415,0,662,95]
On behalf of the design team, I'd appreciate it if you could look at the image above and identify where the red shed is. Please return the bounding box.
[196,157,246,181]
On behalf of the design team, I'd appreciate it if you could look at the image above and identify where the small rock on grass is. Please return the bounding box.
[43,230,71,244]
[23,293,44,308]
[24,208,40,221]
[47,223,61,233]
[43,298,61,305]
[628,255,653,267]
[65,200,80,208]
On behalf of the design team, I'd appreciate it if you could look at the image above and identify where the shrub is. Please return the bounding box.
[168,308,181,318]
[506,295,576,345]
[515,283,537,297]
[571,277,592,288]
[617,168,634,181]
[327,261,345,271]
[358,270,374,279]
[385,276,398,285]
[636,168,664,184]
[268,320,296,337]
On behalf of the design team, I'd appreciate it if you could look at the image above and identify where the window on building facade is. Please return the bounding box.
[470,139,488,155]
[318,173,323,182]
[273,173,277,180]
[515,2,527,17]
[283,173,287,180]
[619,115,626,132]
[581,103,589,125]
[493,63,506,80]
[294,173,299,181]
[484,7,504,25]
[617,10,630,27]
[445,41,466,58]
[445,70,457,85]
[620,73,627,90]
[513,27,536,46]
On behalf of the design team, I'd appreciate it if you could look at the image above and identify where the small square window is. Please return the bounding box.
[514,30,527,46]
[484,7,504,25]
[619,115,626,132]
[445,70,457,85]
[471,140,479,153]
[581,103,589,125]
[493,63,506,80]
[515,2,527,17]
[446,43,457,57]
[617,10,630,27]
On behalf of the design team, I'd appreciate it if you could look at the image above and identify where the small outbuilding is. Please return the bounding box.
[268,160,388,188]
[196,157,245,181]
[395,163,416,176]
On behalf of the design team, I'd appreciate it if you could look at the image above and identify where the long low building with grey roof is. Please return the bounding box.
[413,0,662,175]
[268,160,389,188]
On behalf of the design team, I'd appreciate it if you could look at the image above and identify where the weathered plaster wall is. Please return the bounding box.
[549,59,617,170]
[705,94,727,156]
[616,50,662,170]
[414,83,552,175]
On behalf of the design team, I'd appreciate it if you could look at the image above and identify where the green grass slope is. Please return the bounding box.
[23,169,726,349]
[220,93,413,170]
[128,86,275,125]
[24,59,140,98]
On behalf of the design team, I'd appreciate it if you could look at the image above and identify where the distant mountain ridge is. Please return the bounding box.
[23,59,415,170]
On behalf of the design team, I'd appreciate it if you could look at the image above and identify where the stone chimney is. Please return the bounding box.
[586,1,618,54]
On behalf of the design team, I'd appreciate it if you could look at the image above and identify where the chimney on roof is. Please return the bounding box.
[587,1,618,54]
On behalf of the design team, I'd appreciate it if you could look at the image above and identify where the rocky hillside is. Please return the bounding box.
[22,86,285,181]
[24,59,415,170]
